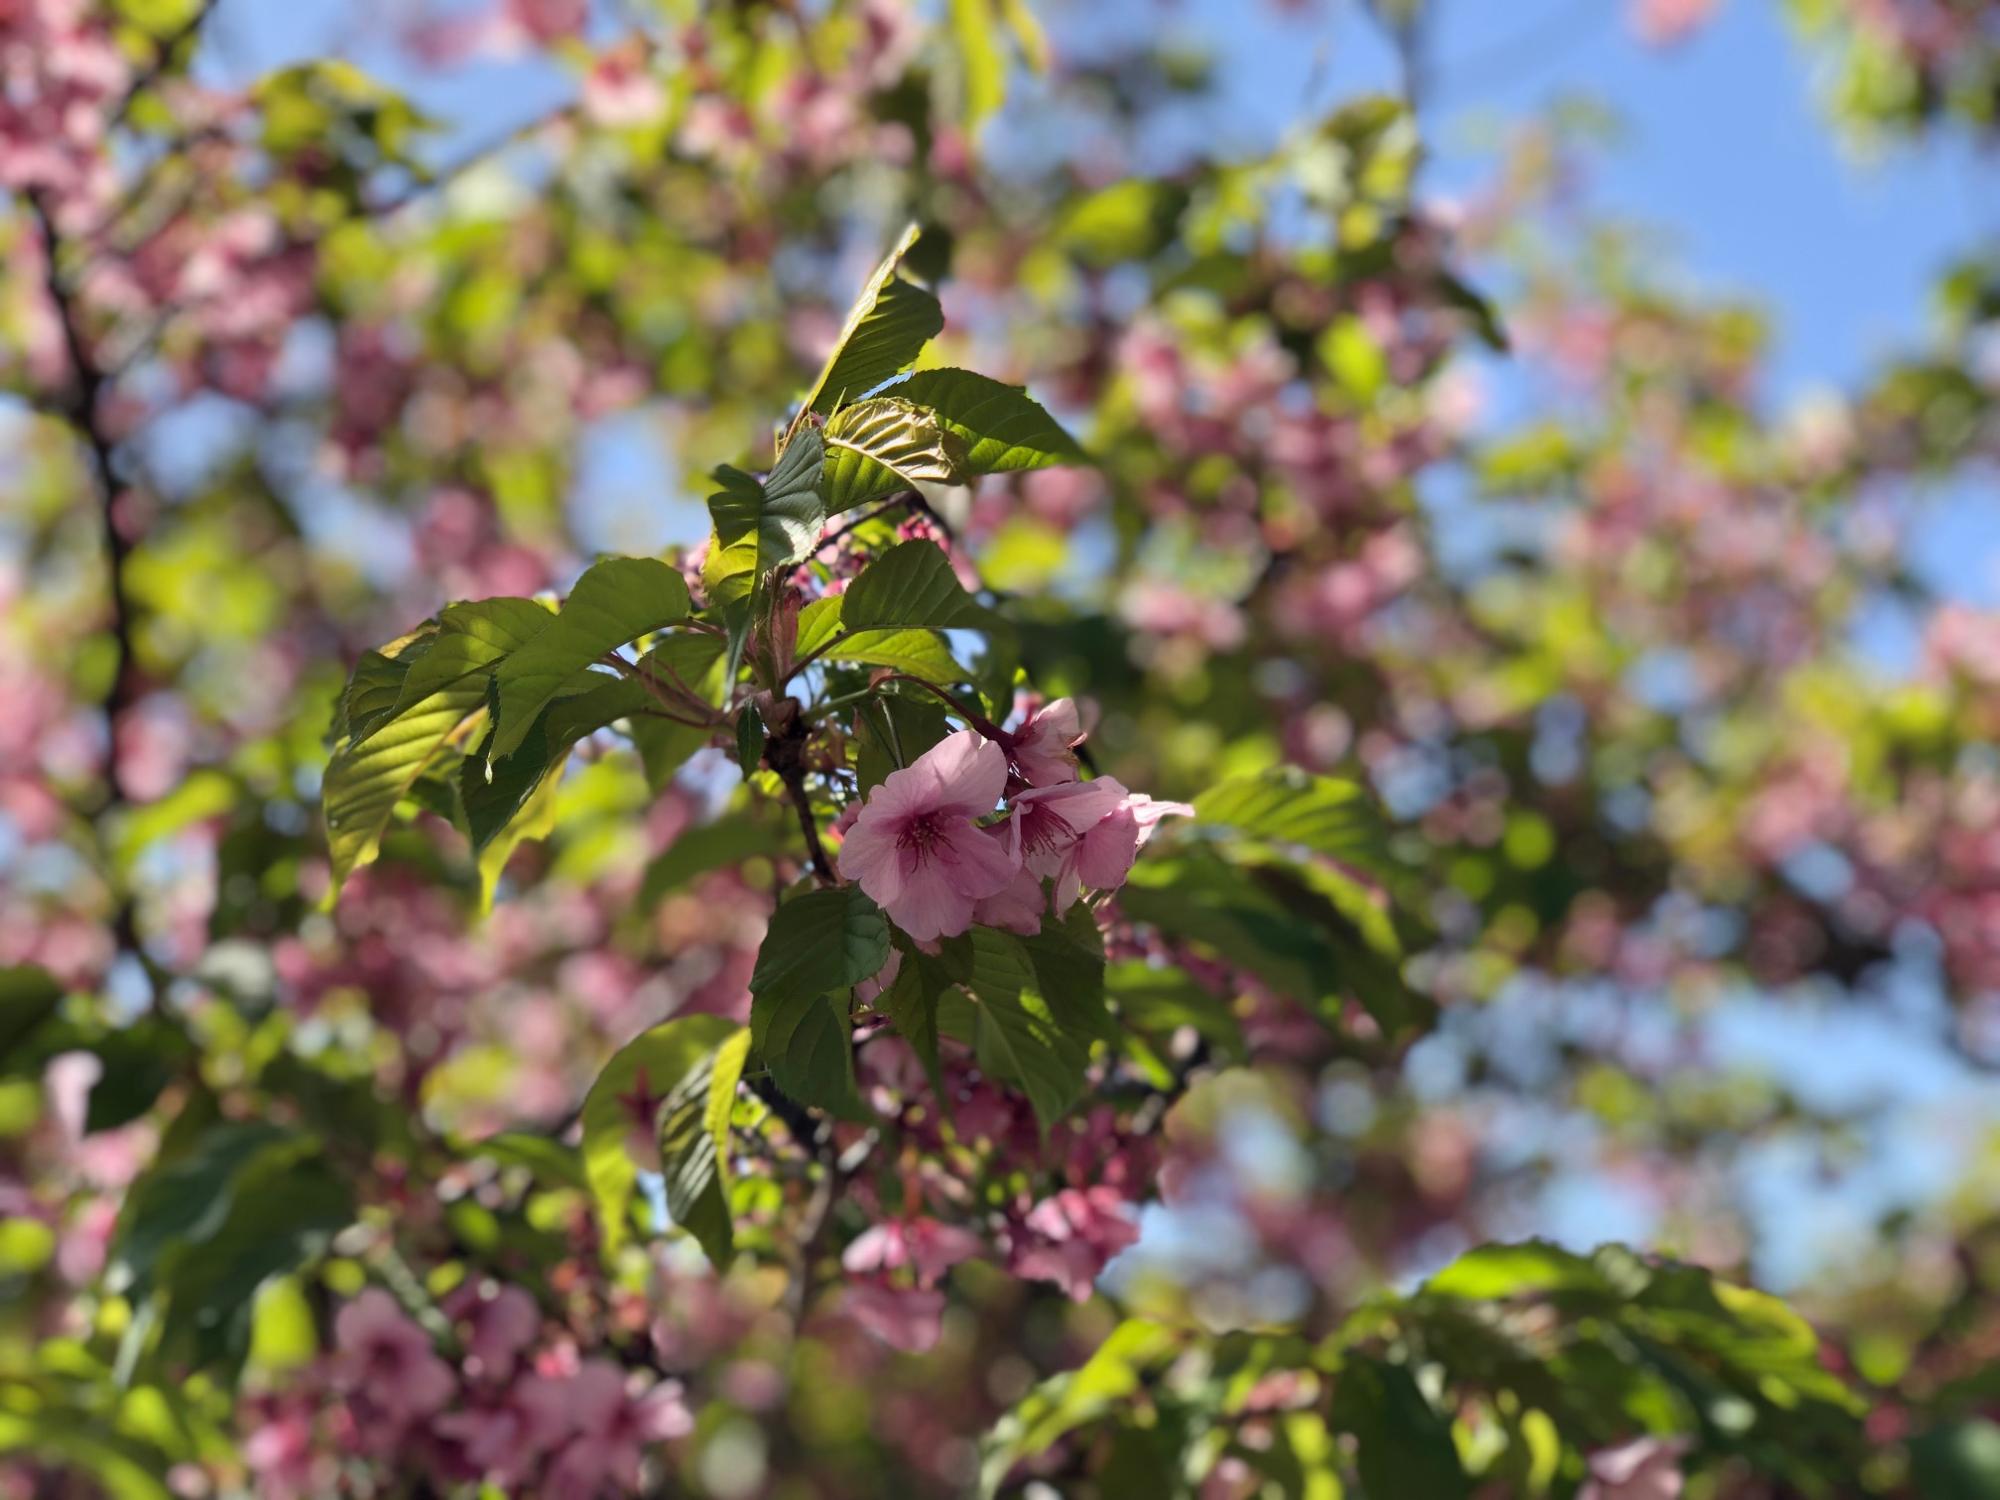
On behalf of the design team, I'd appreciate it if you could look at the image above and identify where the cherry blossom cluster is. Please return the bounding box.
[243,1287,691,1498]
[835,699,1192,944]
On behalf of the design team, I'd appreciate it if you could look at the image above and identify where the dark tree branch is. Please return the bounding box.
[27,188,157,1004]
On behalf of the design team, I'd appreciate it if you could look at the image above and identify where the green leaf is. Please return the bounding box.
[1331,1355,1470,1500]
[842,539,1002,633]
[703,431,827,607]
[886,368,1085,473]
[465,1131,585,1189]
[1909,1420,2000,1500]
[735,704,764,778]
[796,596,843,661]
[748,887,890,1118]
[657,1027,751,1269]
[963,927,1089,1128]
[473,756,561,911]
[1060,180,1189,268]
[979,1319,1183,1494]
[82,1020,191,1131]
[855,692,953,791]
[826,629,973,683]
[1423,1240,1613,1301]
[792,223,944,422]
[325,603,559,890]
[793,594,973,683]
[639,810,789,907]
[750,886,893,1008]
[340,646,417,743]
[1020,907,1114,1043]
[877,941,954,1104]
[580,1016,743,1258]
[455,671,649,896]
[112,1122,351,1371]
[490,558,691,760]
[751,989,864,1120]
[388,598,554,718]
[951,0,1007,130]
[0,1409,175,1500]
[821,396,965,512]
[1105,962,1244,1057]
[461,720,557,854]
[1192,767,1389,869]
[324,675,486,889]
[0,965,61,1059]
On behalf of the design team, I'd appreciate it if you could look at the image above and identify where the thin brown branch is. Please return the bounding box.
[815,492,916,556]
[778,767,837,886]
[27,187,155,1005]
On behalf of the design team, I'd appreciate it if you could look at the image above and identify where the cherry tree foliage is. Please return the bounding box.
[2,0,1999,1496]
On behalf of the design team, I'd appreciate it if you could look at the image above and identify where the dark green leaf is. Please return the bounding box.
[749,886,892,1009]
[1909,1420,2000,1500]
[877,940,953,1105]
[736,704,765,778]
[1331,1355,1469,1500]
[1105,962,1244,1058]
[855,693,953,791]
[963,927,1089,1128]
[751,989,865,1120]
[842,539,1002,633]
[0,965,62,1059]
[703,431,827,606]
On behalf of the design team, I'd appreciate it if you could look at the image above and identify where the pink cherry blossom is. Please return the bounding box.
[1009,1186,1140,1301]
[453,1283,540,1382]
[1004,697,1085,785]
[1580,1436,1690,1500]
[1042,779,1193,911]
[837,729,1018,941]
[972,860,1048,935]
[332,1289,456,1423]
[842,1282,946,1354]
[435,1377,570,1487]
[541,1361,694,1495]
[1013,777,1129,876]
[842,1216,985,1288]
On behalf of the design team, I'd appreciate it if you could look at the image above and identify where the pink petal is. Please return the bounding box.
[844,1283,945,1354]
[1073,809,1144,892]
[931,817,1020,900]
[913,728,1009,812]
[837,808,907,905]
[885,872,979,943]
[973,865,1046,935]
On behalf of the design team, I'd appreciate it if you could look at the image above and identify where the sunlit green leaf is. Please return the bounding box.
[490,557,691,760]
